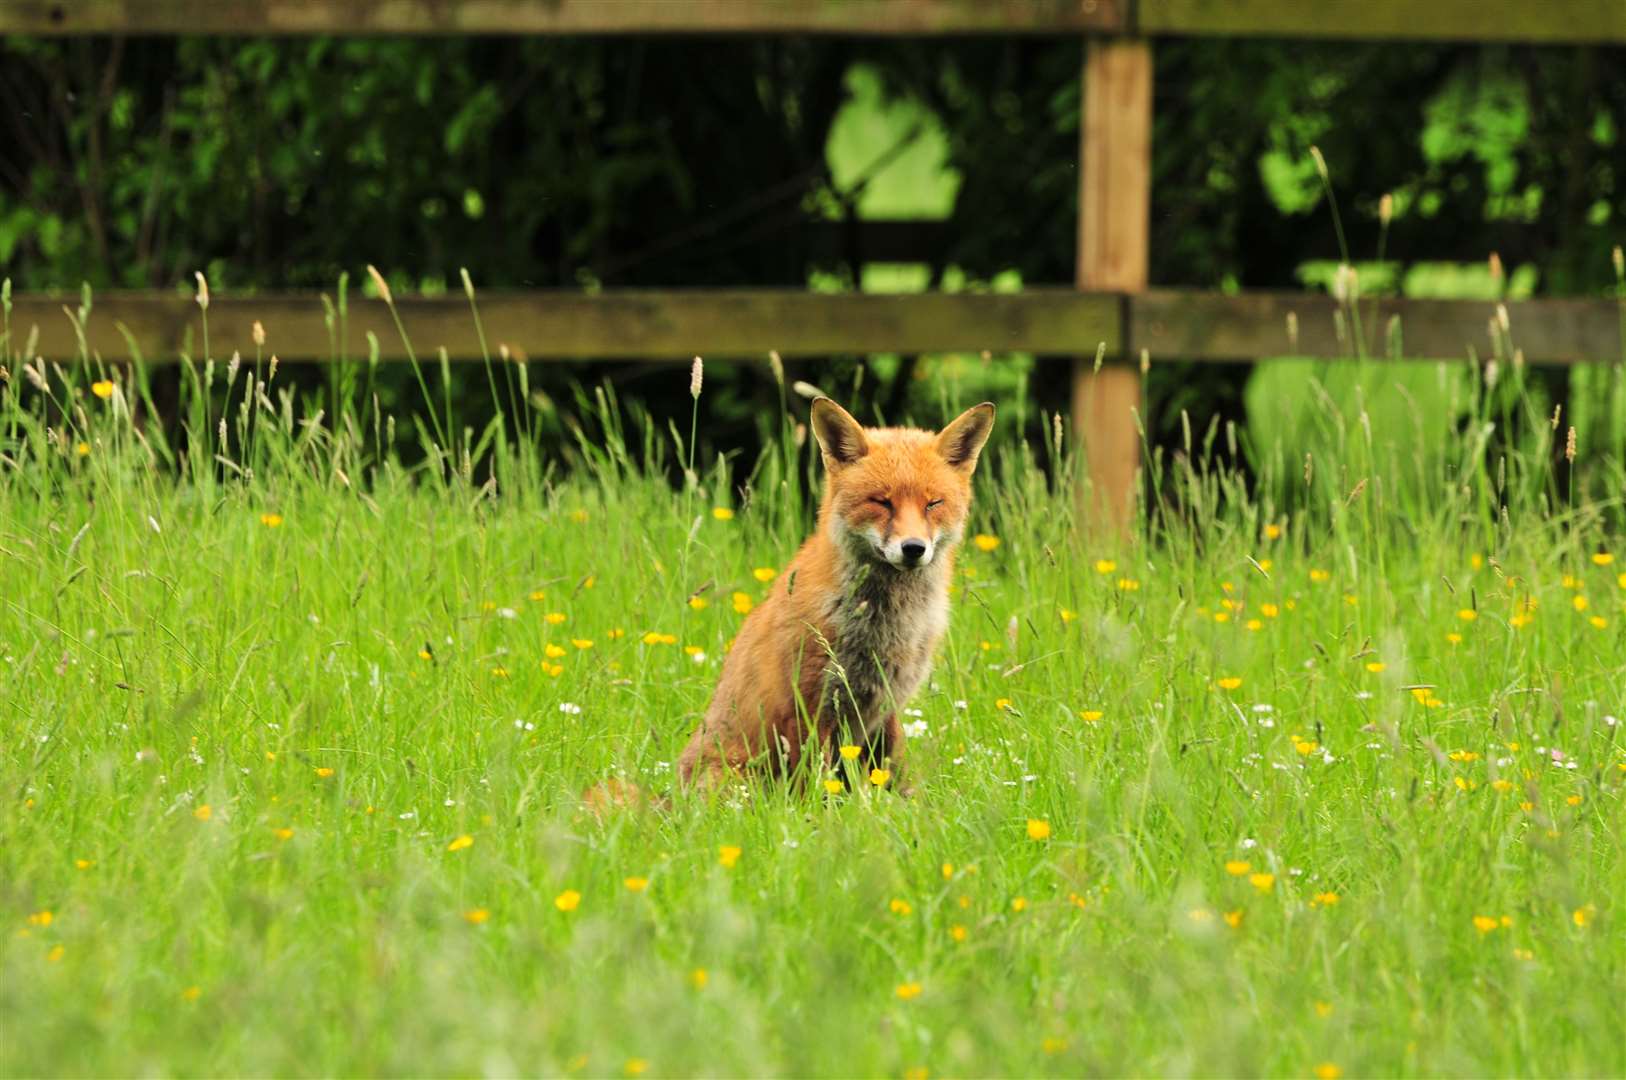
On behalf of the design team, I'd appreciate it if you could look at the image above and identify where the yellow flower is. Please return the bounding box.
[1249,873,1275,893]
[1572,595,1589,611]
[689,968,709,990]
[529,590,547,602]
[895,982,923,1001]
[1618,572,1626,590]
[1026,819,1051,841]
[1295,739,1320,756]
[463,908,490,925]
[889,898,912,916]
[1313,891,1339,906]
[491,666,510,678]
[1265,523,1282,540]
[1365,661,1386,673]
[1042,1037,1069,1055]
[545,643,567,658]
[752,567,777,582]
[541,662,564,677]
[1314,1001,1334,1018]
[568,509,589,523]
[1446,632,1463,645]
[91,379,114,399]
[995,697,1013,711]
[193,804,212,822]
[315,766,334,778]
[1094,559,1117,574]
[75,859,93,870]
[1258,559,1273,572]
[181,986,202,1002]
[1573,904,1595,927]
[942,862,954,880]
[1591,552,1614,565]
[1566,794,1582,806]
[1225,860,1251,876]
[1223,910,1243,928]
[1080,709,1103,723]
[1589,615,1608,629]
[624,877,649,893]
[823,779,844,794]
[688,595,709,611]
[642,631,674,645]
[1491,779,1515,793]
[732,592,753,615]
[273,827,294,841]
[904,1068,928,1080]
[75,442,90,457]
[718,845,742,869]
[1067,892,1087,909]
[259,513,283,528]
[607,628,625,639]
[571,638,594,650]
[1261,603,1280,618]
[1213,612,1230,624]
[545,612,567,625]
[1010,897,1028,912]
[447,834,474,852]
[973,534,1000,552]
[1314,1064,1342,1080]
[1472,915,1501,933]
[840,745,861,760]
[1512,947,1534,961]
[869,768,891,787]
[1343,593,1358,607]
[1509,613,1533,629]
[1216,677,1242,691]
[1309,568,1330,583]
[950,924,968,942]
[47,945,65,963]
[418,648,432,661]
[624,1059,647,1077]
[1059,607,1077,622]
[554,889,581,912]
[1246,618,1264,631]
[26,911,52,927]
[712,507,734,520]
[1117,578,1141,591]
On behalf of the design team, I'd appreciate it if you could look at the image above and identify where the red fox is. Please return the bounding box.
[677,397,995,791]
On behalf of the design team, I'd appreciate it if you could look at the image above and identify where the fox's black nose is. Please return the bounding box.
[900,539,928,564]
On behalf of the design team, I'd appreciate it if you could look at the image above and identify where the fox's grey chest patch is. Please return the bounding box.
[822,561,949,741]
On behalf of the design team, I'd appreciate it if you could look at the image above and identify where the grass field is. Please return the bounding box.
[2,281,1624,1079]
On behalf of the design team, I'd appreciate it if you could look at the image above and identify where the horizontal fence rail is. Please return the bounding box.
[8,0,1625,41]
[7,289,1619,365]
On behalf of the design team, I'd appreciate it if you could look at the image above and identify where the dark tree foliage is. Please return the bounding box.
[2,35,1620,469]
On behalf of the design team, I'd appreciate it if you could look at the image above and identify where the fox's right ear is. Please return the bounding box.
[809,398,868,468]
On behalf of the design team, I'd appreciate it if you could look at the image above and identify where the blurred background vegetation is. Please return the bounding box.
[2,35,1622,484]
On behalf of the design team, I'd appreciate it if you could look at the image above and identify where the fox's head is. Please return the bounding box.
[809,398,995,571]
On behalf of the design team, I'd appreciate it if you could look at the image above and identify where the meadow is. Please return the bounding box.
[2,280,1624,1079]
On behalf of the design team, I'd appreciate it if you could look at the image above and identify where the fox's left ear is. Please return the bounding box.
[936,402,996,473]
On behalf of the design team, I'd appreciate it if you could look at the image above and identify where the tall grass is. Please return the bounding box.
[0,268,1622,1078]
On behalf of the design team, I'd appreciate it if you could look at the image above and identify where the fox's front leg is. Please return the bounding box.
[870,712,910,795]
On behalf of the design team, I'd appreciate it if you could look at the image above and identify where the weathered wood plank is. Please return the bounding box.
[1,0,1125,36]
[4,289,1122,363]
[1075,37,1152,539]
[9,289,1615,366]
[1139,0,1626,44]
[1131,290,1624,366]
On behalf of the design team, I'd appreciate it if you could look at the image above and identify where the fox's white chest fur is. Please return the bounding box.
[822,559,950,743]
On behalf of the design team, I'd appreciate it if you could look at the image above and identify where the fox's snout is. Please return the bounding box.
[883,534,933,568]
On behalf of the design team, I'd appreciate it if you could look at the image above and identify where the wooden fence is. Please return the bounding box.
[8,1,1625,533]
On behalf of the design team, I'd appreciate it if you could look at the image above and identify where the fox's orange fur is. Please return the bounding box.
[677,397,995,790]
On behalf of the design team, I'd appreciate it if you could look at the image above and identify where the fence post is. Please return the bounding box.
[1074,36,1152,539]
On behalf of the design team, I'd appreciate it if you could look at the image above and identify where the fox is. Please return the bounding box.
[675,397,995,792]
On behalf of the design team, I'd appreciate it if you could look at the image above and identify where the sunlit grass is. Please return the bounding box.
[1,276,1623,1077]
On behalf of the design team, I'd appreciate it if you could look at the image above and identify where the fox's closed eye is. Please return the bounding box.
[870,496,894,510]
[925,499,944,511]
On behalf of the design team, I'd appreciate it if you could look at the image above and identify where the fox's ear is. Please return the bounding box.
[810,398,869,467]
[936,402,996,473]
